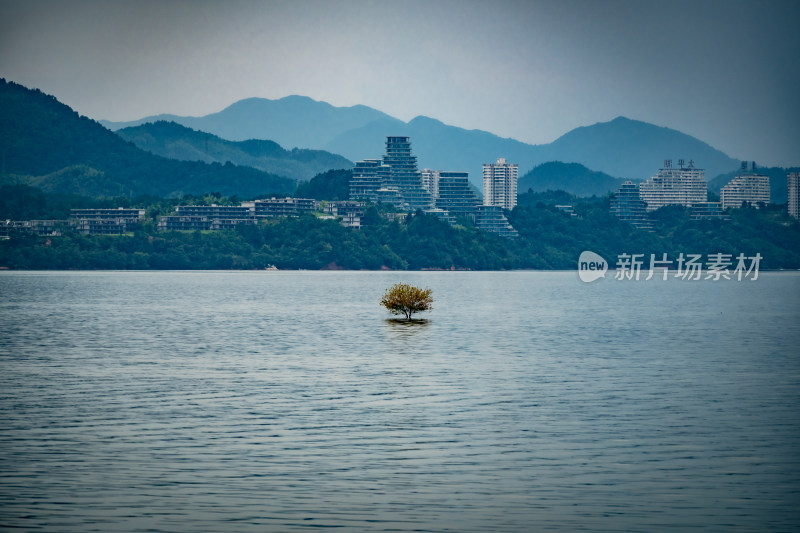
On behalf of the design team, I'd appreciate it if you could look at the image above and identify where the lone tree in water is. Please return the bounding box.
[380,283,433,321]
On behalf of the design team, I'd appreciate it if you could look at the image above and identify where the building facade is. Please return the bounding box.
[325,201,366,229]
[70,208,146,234]
[0,219,68,237]
[482,157,518,210]
[348,138,517,237]
[254,198,318,218]
[720,174,770,209]
[349,137,432,211]
[610,181,652,229]
[789,173,800,219]
[474,205,518,238]
[423,171,481,219]
[638,160,707,211]
[157,198,318,230]
[383,137,432,211]
[349,159,390,204]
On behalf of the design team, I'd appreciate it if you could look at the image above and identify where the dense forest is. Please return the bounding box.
[2,184,799,271]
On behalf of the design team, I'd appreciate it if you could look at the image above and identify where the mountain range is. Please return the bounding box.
[115,121,352,182]
[2,79,774,202]
[103,96,743,185]
[0,79,295,198]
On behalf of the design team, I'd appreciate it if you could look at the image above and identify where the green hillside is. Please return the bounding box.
[0,79,295,198]
[519,161,630,197]
[116,120,352,182]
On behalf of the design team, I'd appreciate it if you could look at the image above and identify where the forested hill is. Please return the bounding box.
[116,121,352,182]
[0,79,295,198]
[518,162,631,197]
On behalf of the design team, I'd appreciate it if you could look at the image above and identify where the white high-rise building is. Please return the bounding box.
[788,172,800,219]
[421,169,436,196]
[483,157,518,210]
[638,160,707,211]
[720,173,770,209]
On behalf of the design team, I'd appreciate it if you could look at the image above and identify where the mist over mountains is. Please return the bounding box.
[103,95,743,185]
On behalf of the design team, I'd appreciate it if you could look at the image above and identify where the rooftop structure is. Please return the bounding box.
[483,157,518,210]
[638,159,707,211]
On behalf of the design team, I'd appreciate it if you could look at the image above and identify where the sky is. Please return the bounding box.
[1,0,799,166]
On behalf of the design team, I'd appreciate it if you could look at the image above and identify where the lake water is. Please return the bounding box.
[1,271,799,532]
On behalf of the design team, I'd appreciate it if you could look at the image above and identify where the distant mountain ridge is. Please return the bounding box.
[0,79,295,198]
[103,96,743,190]
[102,95,395,151]
[116,121,352,181]
[536,117,739,182]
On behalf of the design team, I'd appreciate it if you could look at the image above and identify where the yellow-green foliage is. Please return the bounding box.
[380,283,433,320]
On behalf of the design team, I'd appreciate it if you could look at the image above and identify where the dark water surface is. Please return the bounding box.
[1,271,799,532]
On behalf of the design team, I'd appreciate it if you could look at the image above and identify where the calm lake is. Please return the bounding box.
[1,271,799,532]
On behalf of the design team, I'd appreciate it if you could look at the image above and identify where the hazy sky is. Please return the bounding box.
[2,0,799,166]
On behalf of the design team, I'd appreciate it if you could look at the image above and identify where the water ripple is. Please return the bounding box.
[1,271,799,532]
